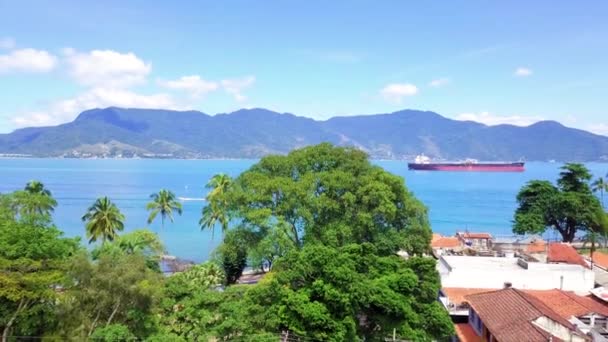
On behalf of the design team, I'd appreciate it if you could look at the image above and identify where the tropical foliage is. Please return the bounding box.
[199,173,232,239]
[146,189,182,231]
[0,145,470,341]
[513,163,608,242]
[82,197,125,244]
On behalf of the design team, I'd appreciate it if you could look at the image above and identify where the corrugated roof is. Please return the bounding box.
[547,243,589,268]
[465,288,579,342]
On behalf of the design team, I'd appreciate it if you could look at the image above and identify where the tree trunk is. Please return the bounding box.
[88,308,102,336]
[2,298,28,342]
[106,300,121,326]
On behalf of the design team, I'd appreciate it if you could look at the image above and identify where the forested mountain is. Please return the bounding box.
[1,107,607,161]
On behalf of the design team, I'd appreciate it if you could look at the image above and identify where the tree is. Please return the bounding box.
[0,218,79,341]
[592,176,608,208]
[92,229,165,272]
[90,324,136,341]
[513,163,606,242]
[82,197,125,244]
[55,250,163,339]
[200,174,232,239]
[146,189,182,232]
[24,180,52,197]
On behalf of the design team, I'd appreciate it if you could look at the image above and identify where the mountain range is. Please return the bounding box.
[1,107,607,161]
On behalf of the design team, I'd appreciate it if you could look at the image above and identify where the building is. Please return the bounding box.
[457,288,589,342]
[431,233,462,255]
[438,255,595,293]
[492,234,545,253]
[456,232,492,250]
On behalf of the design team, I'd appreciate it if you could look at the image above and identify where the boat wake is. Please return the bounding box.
[178,197,206,201]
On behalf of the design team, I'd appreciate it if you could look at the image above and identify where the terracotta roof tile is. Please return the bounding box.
[431,236,461,248]
[592,251,608,269]
[458,232,492,239]
[547,243,589,268]
[454,323,479,342]
[526,240,547,253]
[442,287,497,305]
[465,288,580,342]
[526,289,608,318]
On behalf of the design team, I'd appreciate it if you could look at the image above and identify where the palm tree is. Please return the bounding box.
[199,174,232,239]
[82,197,125,244]
[146,189,182,232]
[592,176,608,208]
[14,181,57,219]
[24,180,52,197]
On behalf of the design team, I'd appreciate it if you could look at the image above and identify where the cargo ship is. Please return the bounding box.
[408,154,525,172]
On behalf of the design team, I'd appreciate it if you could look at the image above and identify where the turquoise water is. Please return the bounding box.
[1,159,606,262]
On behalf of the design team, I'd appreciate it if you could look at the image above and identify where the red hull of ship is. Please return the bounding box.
[408,162,525,172]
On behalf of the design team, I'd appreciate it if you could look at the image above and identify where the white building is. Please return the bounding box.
[438,255,595,294]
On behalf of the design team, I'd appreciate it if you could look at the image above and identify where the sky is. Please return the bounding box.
[0,0,607,134]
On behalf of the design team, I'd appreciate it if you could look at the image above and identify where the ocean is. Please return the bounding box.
[1,158,606,262]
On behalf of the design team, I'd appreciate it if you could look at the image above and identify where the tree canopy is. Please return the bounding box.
[514,163,608,241]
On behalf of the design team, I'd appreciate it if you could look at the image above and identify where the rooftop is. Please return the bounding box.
[439,255,595,293]
[466,288,580,342]
[442,287,497,306]
[592,251,608,270]
[457,232,492,239]
[527,289,608,318]
[454,323,478,342]
[547,243,589,268]
[431,233,461,249]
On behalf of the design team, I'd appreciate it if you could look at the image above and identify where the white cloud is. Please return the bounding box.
[158,75,218,97]
[456,111,544,126]
[380,83,419,103]
[221,76,255,102]
[65,49,151,87]
[429,78,450,87]
[0,48,57,73]
[587,123,608,136]
[514,67,532,77]
[11,87,177,128]
[0,37,16,49]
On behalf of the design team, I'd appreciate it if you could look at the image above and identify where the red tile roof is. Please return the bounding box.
[527,289,608,318]
[592,251,608,269]
[431,234,461,248]
[547,243,589,268]
[442,287,497,305]
[454,323,479,342]
[465,288,580,342]
[458,232,492,239]
[526,240,547,253]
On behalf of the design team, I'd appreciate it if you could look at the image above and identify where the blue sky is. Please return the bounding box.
[0,0,607,134]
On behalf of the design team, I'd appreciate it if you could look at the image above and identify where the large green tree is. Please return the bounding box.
[200,173,233,239]
[55,250,163,339]
[0,213,79,341]
[514,163,607,242]
[201,144,446,340]
[82,197,125,244]
[146,189,182,232]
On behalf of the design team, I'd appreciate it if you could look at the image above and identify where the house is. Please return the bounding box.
[492,234,545,253]
[457,288,589,342]
[440,287,496,320]
[431,233,462,255]
[526,242,590,267]
[456,232,492,250]
[528,289,608,339]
